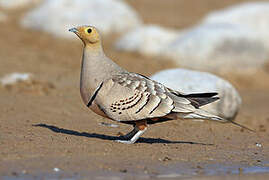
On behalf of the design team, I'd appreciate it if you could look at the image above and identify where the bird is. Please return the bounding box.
[69,25,253,144]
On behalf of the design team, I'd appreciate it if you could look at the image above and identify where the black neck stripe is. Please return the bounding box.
[87,82,103,107]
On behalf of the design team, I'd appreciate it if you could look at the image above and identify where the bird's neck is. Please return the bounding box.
[84,42,104,56]
[80,43,124,105]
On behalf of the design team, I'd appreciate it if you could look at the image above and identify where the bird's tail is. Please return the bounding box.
[179,108,255,132]
[176,92,220,108]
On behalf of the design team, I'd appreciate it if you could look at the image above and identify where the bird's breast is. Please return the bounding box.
[89,101,110,119]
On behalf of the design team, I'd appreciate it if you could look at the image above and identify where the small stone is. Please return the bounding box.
[0,73,32,86]
[11,172,18,176]
[143,167,148,174]
[53,168,60,172]
[119,169,127,173]
[162,156,172,161]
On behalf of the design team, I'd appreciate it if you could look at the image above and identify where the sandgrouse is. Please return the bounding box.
[69,25,252,144]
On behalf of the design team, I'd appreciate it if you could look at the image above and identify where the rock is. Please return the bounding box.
[20,0,142,39]
[163,23,268,72]
[115,23,268,72]
[0,73,55,95]
[203,2,269,48]
[150,68,242,120]
[0,73,32,86]
[115,25,179,56]
[0,0,40,9]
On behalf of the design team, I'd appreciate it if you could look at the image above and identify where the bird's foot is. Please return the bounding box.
[115,128,147,144]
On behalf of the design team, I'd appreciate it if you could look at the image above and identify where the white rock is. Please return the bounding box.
[0,0,40,9]
[150,68,242,120]
[0,73,32,86]
[115,25,179,56]
[203,2,269,48]
[115,23,268,72]
[255,143,262,148]
[53,167,60,172]
[164,23,268,72]
[20,0,142,38]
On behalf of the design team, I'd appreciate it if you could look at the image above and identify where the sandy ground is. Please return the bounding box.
[0,0,269,179]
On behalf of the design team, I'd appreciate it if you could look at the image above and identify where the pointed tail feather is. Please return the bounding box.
[180,109,226,122]
[180,109,255,132]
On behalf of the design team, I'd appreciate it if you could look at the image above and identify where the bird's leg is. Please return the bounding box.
[115,128,147,144]
[115,120,148,144]
[119,125,139,140]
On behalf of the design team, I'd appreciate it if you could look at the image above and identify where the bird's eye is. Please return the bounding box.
[87,28,92,34]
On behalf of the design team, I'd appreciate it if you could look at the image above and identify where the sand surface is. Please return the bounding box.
[0,0,269,179]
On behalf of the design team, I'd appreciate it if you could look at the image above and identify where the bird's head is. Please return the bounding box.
[69,25,101,45]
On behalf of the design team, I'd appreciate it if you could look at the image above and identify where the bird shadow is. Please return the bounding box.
[33,123,213,145]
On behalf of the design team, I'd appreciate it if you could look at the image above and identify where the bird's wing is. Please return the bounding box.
[94,72,196,122]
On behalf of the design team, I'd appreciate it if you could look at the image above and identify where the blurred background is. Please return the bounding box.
[0,0,269,178]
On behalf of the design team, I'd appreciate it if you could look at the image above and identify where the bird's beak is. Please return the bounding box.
[69,28,78,33]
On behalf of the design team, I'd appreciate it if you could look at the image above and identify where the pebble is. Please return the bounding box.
[53,167,60,172]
